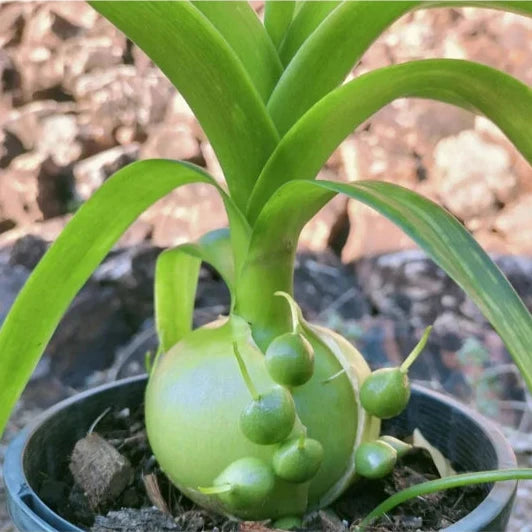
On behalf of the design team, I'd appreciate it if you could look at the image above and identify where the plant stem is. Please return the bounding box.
[357,468,532,530]
[233,342,259,400]
[234,252,295,351]
[298,433,306,450]
[400,325,432,373]
[197,484,232,495]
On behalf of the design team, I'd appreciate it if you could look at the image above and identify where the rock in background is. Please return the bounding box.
[0,2,531,254]
[1,3,532,531]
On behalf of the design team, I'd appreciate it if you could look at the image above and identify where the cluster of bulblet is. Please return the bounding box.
[198,312,322,525]
[355,325,433,480]
[197,294,432,526]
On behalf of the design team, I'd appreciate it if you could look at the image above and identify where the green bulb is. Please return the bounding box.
[273,516,303,530]
[265,332,314,387]
[360,367,410,419]
[273,437,324,483]
[240,386,296,445]
[211,457,275,511]
[355,441,397,479]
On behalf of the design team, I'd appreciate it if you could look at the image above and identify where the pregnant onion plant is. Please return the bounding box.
[1,0,532,527]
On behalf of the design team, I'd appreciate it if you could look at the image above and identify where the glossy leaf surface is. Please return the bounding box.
[0,160,246,436]
[194,1,282,101]
[278,1,340,65]
[239,180,532,394]
[269,0,532,134]
[91,1,279,211]
[249,59,532,219]
[264,0,296,50]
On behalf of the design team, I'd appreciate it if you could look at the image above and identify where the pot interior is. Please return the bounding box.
[23,378,148,490]
[383,388,497,476]
[21,378,510,529]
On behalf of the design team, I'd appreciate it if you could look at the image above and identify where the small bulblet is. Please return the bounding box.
[240,387,296,445]
[273,437,324,483]
[360,367,410,419]
[265,332,314,387]
[211,457,275,511]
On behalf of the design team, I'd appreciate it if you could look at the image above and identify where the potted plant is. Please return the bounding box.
[1,1,532,530]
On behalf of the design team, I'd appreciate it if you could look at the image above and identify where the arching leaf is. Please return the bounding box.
[155,228,234,352]
[237,179,532,395]
[268,0,532,134]
[91,1,279,211]
[268,1,415,134]
[358,468,532,530]
[0,160,248,436]
[248,59,532,219]
[194,1,282,101]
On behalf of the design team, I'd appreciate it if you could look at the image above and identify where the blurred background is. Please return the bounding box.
[0,2,531,530]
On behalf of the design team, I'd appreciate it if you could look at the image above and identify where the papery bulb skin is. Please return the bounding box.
[379,435,412,458]
[265,332,314,387]
[360,367,410,419]
[145,315,380,520]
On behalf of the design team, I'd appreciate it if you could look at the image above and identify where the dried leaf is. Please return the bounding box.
[413,428,456,478]
[142,472,170,515]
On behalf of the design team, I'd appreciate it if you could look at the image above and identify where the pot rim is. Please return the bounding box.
[3,375,517,531]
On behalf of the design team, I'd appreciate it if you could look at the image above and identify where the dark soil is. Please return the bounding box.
[38,405,485,532]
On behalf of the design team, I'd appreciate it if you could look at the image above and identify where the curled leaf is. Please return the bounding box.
[413,428,456,478]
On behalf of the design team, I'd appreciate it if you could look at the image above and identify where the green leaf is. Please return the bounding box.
[267,1,416,134]
[155,229,234,352]
[357,468,532,530]
[237,180,532,393]
[194,228,237,291]
[264,0,296,50]
[237,183,332,348]
[0,159,247,437]
[193,1,282,101]
[90,1,279,211]
[248,59,532,220]
[278,1,341,65]
[156,247,201,353]
[268,0,532,134]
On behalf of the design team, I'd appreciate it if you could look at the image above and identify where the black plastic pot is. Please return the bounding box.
[4,375,517,531]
